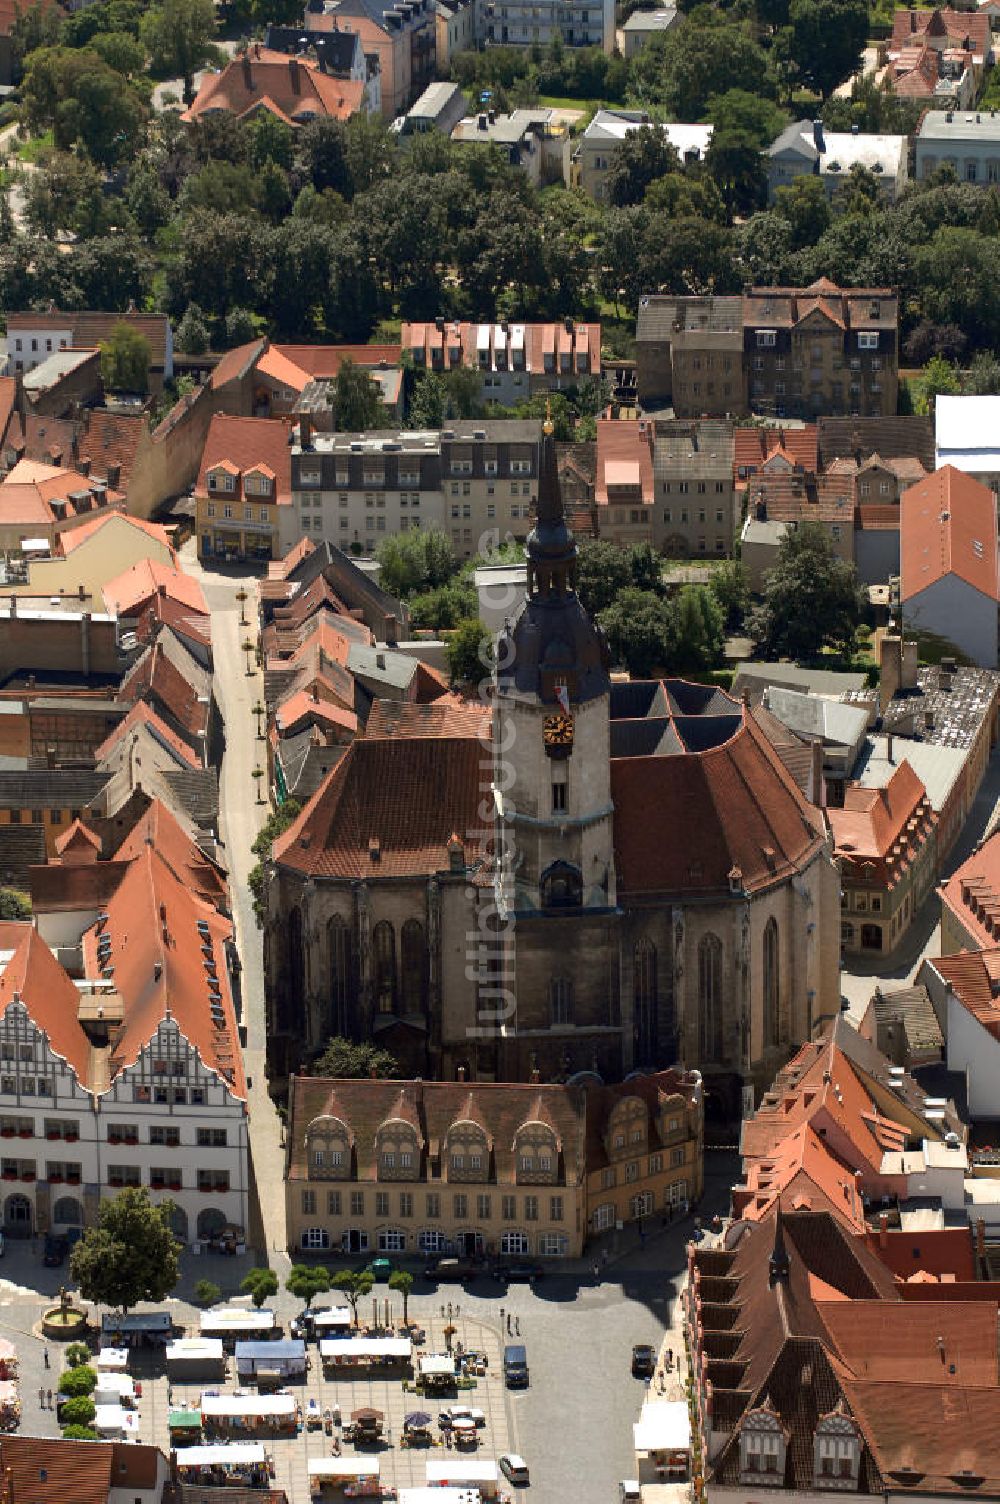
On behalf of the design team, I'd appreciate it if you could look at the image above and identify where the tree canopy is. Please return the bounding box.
[99,322,151,394]
[750,521,864,660]
[69,1188,180,1314]
[312,1037,402,1079]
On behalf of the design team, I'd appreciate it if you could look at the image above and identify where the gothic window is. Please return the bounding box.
[550,977,573,1027]
[540,860,582,909]
[763,917,779,1050]
[373,921,397,1014]
[634,938,657,1065]
[280,906,304,1033]
[327,916,352,1036]
[699,933,723,1063]
[400,919,427,1015]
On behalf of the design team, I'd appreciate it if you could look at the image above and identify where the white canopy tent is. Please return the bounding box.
[177,1444,269,1469]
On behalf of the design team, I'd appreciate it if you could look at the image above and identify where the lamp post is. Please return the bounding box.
[235,587,249,627]
[253,700,265,739]
[242,638,255,677]
[252,766,265,805]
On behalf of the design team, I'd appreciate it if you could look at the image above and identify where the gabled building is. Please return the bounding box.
[400,320,600,404]
[195,414,293,563]
[320,0,437,119]
[4,310,173,391]
[180,45,366,126]
[939,826,1000,953]
[900,466,999,668]
[595,418,654,547]
[766,119,909,201]
[572,110,712,202]
[0,458,125,554]
[264,20,381,114]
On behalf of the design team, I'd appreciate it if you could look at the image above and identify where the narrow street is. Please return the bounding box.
[180,542,288,1261]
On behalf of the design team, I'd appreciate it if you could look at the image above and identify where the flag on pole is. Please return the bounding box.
[555,682,570,715]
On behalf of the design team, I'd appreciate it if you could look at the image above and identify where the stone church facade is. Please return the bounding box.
[264,429,840,1116]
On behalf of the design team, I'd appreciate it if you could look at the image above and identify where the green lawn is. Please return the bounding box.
[17,129,53,163]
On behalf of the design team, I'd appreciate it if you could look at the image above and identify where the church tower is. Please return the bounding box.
[482,415,622,1079]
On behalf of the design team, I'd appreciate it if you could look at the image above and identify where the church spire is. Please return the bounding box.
[769,1201,790,1286]
[526,404,576,600]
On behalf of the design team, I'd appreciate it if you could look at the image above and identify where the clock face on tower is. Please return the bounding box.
[543,712,575,757]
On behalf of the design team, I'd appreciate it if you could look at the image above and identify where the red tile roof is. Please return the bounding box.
[94,700,202,771]
[401,321,601,378]
[733,424,818,481]
[821,1299,998,1383]
[610,707,826,898]
[273,736,484,879]
[900,465,999,604]
[112,797,229,912]
[746,470,854,525]
[0,459,123,530]
[6,311,171,369]
[733,1122,869,1230]
[929,947,1000,1042]
[181,47,365,124]
[276,690,358,737]
[81,843,245,1098]
[274,344,402,379]
[939,828,1000,949]
[196,415,293,508]
[0,1437,164,1504]
[117,640,211,745]
[210,338,266,391]
[58,511,174,559]
[364,695,489,740]
[102,558,208,619]
[890,5,989,58]
[0,927,92,1083]
[595,419,654,507]
[827,760,934,877]
[0,376,16,444]
[842,1378,1000,1494]
[864,1225,976,1282]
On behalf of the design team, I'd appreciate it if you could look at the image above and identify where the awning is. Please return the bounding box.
[177,1443,268,1468]
[633,1400,691,1454]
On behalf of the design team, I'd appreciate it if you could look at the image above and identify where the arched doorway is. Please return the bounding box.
[52,1196,83,1229]
[4,1194,32,1236]
[169,1204,189,1241]
[196,1207,227,1240]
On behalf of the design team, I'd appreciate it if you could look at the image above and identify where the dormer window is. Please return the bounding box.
[739,1407,787,1487]
[208,469,236,493]
[814,1406,861,1490]
[244,470,273,497]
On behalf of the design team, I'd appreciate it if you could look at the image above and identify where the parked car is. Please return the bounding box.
[363,1257,394,1281]
[495,1260,543,1284]
[631,1343,656,1379]
[500,1454,531,1487]
[43,1235,68,1267]
[423,1256,481,1283]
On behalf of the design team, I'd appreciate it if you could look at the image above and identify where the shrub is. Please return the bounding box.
[60,1396,96,1426]
[61,1423,98,1439]
[64,1342,90,1368]
[58,1363,96,1397]
[193,1279,221,1307]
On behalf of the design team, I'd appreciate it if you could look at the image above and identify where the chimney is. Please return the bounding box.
[878,1212,889,1249]
[106,462,120,490]
[376,651,386,670]
[299,413,312,449]
[457,1065,466,1082]
[812,118,825,153]
[242,49,252,88]
[885,733,893,762]
[768,1202,790,1286]
[289,56,301,92]
[877,629,903,713]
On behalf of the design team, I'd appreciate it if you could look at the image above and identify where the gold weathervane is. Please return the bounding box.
[543,398,554,437]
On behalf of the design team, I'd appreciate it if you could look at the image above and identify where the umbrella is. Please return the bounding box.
[405,1412,432,1428]
[351,1408,384,1424]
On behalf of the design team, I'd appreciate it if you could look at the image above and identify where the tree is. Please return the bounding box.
[773,175,831,249]
[140,0,217,103]
[124,162,172,237]
[332,358,382,432]
[241,1267,279,1309]
[599,588,675,678]
[705,91,786,218]
[964,351,1000,395]
[911,354,961,416]
[21,47,147,167]
[60,1397,97,1428]
[58,1364,97,1397]
[62,1424,99,1440]
[389,1269,414,1324]
[605,125,681,208]
[376,528,455,599]
[24,151,113,239]
[670,585,725,674]
[408,580,478,632]
[709,558,749,630]
[92,30,146,77]
[286,1264,332,1310]
[0,889,30,920]
[750,520,864,660]
[224,307,258,347]
[100,322,150,394]
[175,302,210,356]
[447,618,490,685]
[65,1343,90,1368]
[312,1037,401,1079]
[575,540,640,615]
[193,1279,221,1307]
[69,1188,180,1315]
[331,1270,375,1327]
[247,112,293,172]
[247,799,302,925]
[782,0,868,99]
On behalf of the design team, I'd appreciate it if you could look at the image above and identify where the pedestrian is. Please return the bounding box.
[514,1316,520,1336]
[46,1390,52,1410]
[38,1387,44,1409]
[592,1261,600,1281]
[42,1348,49,1370]
[506,1314,511,1335]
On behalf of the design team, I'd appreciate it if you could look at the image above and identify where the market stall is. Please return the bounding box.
[401,1491,483,1504]
[402,1411,433,1448]
[235,1339,308,1383]
[319,1337,411,1375]
[418,1353,456,1394]
[93,1373,136,1409]
[0,1341,18,1381]
[101,1311,172,1347]
[167,1338,227,1383]
[312,1308,352,1337]
[347,1408,383,1447]
[307,1457,381,1499]
[175,1442,273,1487]
[94,1404,141,1441]
[201,1391,299,1438]
[425,1459,500,1500]
[168,1409,204,1448]
[96,1348,129,1374]
[0,1380,20,1433]
[633,1400,691,1484]
[200,1308,277,1343]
